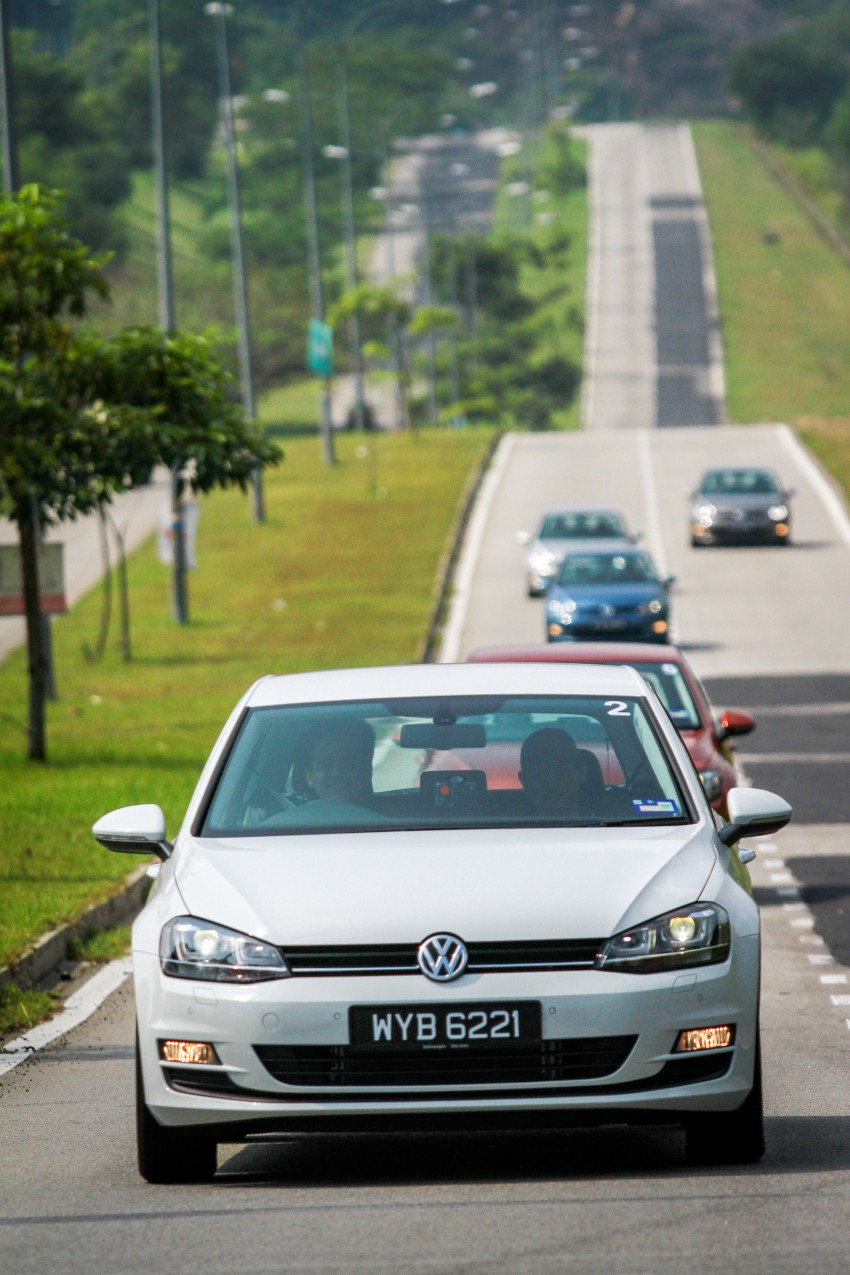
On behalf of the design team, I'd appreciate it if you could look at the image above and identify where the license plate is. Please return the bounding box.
[591,619,627,631]
[349,1001,541,1051]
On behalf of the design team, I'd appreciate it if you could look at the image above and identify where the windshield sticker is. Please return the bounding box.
[632,798,680,815]
[661,664,678,675]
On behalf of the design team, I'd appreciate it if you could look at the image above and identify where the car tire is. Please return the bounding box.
[136,1034,218,1184]
[684,1031,765,1166]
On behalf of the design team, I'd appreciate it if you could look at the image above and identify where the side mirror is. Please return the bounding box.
[717,787,791,846]
[630,530,642,543]
[92,804,173,861]
[516,530,531,546]
[717,708,756,741]
[664,575,676,589]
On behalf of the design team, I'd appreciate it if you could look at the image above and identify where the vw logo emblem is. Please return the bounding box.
[417,933,468,982]
[600,603,615,618]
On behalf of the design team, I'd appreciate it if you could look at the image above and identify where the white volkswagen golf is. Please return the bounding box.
[93,662,791,1183]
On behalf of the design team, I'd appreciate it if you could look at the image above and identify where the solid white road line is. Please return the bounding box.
[0,957,132,1077]
[438,432,516,664]
[779,422,850,551]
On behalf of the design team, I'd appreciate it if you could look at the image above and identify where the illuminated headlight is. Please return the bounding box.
[548,598,577,622]
[595,903,730,973]
[767,504,788,521]
[697,503,715,526]
[161,916,291,982]
[638,598,664,615]
[528,548,555,573]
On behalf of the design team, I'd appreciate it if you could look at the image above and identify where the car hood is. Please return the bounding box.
[549,582,664,606]
[172,825,717,944]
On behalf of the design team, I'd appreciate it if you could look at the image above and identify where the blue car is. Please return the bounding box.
[545,544,674,644]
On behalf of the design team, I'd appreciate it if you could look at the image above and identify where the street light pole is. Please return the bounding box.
[334,53,366,431]
[296,0,335,464]
[147,0,190,625]
[205,1,266,517]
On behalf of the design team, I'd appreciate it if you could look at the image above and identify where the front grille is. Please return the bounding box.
[281,938,603,977]
[163,1050,731,1103]
[254,1035,637,1088]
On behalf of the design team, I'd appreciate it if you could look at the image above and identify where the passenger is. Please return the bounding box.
[518,727,582,817]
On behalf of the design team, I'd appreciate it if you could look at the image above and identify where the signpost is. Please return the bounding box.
[307,319,335,464]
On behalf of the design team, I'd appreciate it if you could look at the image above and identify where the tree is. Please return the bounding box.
[0,186,281,762]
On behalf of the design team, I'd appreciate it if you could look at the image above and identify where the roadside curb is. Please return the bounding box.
[417,429,503,664]
[0,864,149,992]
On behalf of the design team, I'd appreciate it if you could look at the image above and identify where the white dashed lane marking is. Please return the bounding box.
[755,853,850,1031]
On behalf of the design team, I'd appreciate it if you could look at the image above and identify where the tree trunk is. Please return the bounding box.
[19,506,47,762]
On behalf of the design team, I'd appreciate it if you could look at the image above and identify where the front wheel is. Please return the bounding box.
[136,1035,218,1183]
[684,1031,765,1166]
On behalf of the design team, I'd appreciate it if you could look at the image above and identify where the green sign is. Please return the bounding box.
[307,319,333,377]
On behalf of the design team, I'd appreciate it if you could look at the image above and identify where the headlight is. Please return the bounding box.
[638,598,664,615]
[767,504,788,521]
[696,503,715,526]
[160,916,291,982]
[595,903,730,973]
[528,548,555,572]
[548,598,577,621]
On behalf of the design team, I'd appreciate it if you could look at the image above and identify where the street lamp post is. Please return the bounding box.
[147,0,192,626]
[296,0,335,463]
[204,2,266,516]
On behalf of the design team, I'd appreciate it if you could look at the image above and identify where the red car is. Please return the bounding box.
[467,642,756,818]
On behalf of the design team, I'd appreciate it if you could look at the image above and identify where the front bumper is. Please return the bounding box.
[546,619,669,644]
[691,517,790,545]
[135,938,760,1136]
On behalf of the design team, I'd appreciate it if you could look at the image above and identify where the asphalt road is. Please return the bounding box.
[3,123,850,1273]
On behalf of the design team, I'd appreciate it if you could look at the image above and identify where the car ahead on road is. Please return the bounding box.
[468,642,756,819]
[688,466,793,547]
[518,506,636,596]
[93,662,790,1182]
[545,545,674,644]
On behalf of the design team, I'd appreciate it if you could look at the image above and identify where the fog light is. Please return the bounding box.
[160,1040,219,1065]
[548,623,564,636]
[775,523,789,537]
[652,619,668,634]
[674,1025,735,1053]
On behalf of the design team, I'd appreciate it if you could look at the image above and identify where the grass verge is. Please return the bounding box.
[693,121,850,425]
[0,427,494,973]
[693,119,850,507]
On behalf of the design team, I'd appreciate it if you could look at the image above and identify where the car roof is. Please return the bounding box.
[468,642,683,665]
[245,661,651,709]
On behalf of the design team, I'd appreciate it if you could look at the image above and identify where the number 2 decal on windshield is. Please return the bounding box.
[604,700,630,716]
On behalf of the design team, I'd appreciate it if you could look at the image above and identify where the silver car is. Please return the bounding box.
[518,505,637,595]
[689,467,793,547]
[93,661,790,1182]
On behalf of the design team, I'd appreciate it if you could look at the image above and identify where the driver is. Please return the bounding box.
[293,718,375,806]
[518,727,582,817]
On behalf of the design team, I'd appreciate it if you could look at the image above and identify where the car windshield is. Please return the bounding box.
[200,694,692,836]
[556,552,657,586]
[539,512,626,540]
[627,662,702,731]
[699,469,779,496]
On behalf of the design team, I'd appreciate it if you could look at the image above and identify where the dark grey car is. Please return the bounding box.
[689,467,793,547]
